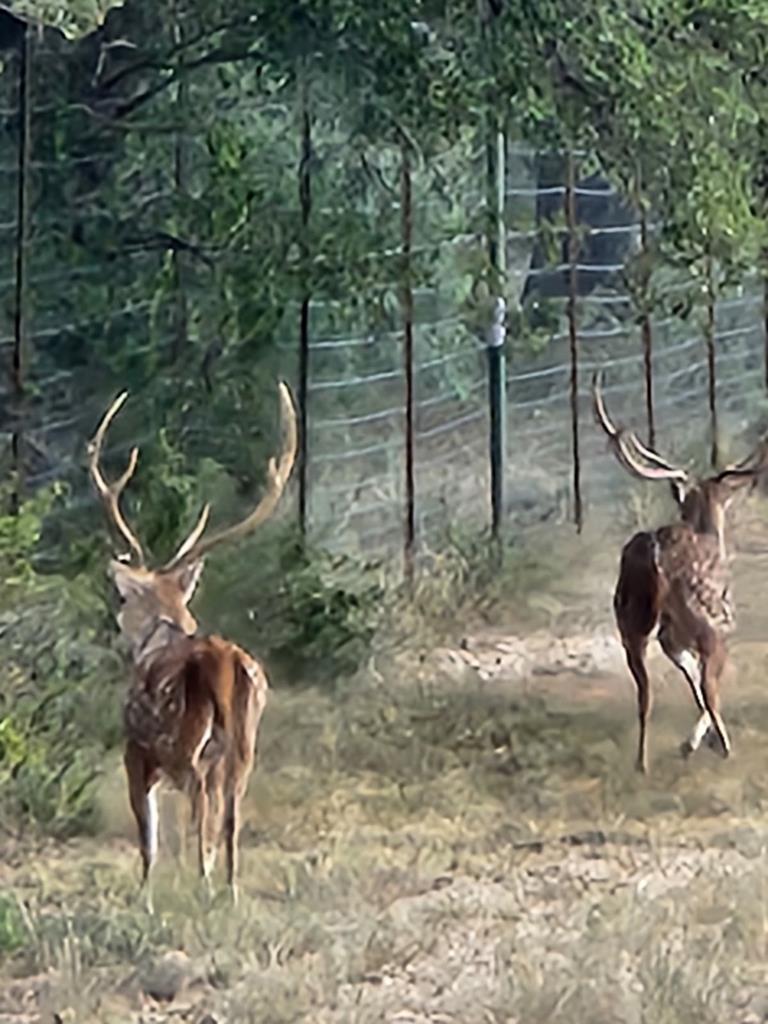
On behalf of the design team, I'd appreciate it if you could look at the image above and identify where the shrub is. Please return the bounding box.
[0,485,122,836]
[199,526,385,684]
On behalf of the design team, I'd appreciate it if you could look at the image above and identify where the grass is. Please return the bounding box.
[4,514,768,1021]
[3,664,768,1023]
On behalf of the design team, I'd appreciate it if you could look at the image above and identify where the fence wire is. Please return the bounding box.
[0,23,765,575]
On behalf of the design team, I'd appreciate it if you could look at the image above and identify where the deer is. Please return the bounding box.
[87,381,297,909]
[592,370,768,774]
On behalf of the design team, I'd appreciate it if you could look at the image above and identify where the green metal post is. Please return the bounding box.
[486,125,507,542]
[481,0,507,546]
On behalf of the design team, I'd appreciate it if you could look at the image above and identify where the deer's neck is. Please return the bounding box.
[717,527,727,563]
[684,508,728,564]
[702,518,728,564]
[132,618,189,669]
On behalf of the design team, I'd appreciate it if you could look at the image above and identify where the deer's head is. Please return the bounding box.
[592,371,768,557]
[87,383,298,660]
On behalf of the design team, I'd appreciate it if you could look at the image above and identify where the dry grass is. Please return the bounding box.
[3,514,768,1023]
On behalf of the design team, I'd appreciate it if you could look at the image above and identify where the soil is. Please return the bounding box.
[3,508,768,1022]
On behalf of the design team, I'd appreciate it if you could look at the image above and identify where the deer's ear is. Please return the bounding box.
[718,475,759,512]
[168,560,205,606]
[721,472,759,493]
[109,560,149,600]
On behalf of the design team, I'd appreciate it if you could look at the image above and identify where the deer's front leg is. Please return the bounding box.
[124,742,160,913]
[699,641,731,759]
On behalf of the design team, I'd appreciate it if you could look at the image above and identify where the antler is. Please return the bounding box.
[87,391,146,565]
[164,381,299,569]
[715,437,768,482]
[591,371,689,484]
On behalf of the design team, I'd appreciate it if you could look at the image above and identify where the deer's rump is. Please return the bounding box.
[123,649,214,765]
[123,636,266,767]
[613,530,666,638]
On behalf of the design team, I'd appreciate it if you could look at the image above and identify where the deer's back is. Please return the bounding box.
[124,634,268,770]
[655,524,734,633]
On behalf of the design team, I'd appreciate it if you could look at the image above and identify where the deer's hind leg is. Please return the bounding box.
[621,635,653,774]
[223,661,265,905]
[658,619,713,758]
[614,531,664,774]
[181,705,219,894]
[664,586,731,760]
[201,755,226,883]
[698,627,731,758]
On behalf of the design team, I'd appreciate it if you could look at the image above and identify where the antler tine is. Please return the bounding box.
[167,503,212,566]
[87,391,146,566]
[591,370,619,439]
[616,433,688,483]
[716,436,768,480]
[625,432,686,474]
[592,370,688,484]
[163,381,299,570]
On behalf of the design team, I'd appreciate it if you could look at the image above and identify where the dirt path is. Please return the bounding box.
[3,515,768,1022]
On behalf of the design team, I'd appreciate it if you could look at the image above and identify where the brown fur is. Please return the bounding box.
[124,635,266,790]
[614,532,667,638]
[87,382,297,908]
[590,370,767,773]
[614,486,741,774]
[120,595,268,907]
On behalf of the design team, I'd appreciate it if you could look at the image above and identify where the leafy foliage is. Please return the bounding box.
[0,487,121,836]
[198,526,385,684]
[3,0,768,838]
[11,1,126,39]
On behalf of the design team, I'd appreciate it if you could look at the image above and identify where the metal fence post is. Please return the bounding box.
[564,151,582,532]
[11,23,31,516]
[487,294,506,540]
[637,174,656,448]
[479,0,507,548]
[486,125,506,544]
[170,5,189,365]
[400,139,416,584]
[297,63,312,537]
[704,249,719,468]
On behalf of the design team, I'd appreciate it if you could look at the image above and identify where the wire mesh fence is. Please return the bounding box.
[0,17,766,576]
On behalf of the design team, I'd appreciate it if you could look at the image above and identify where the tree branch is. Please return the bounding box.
[99,13,259,91]
[109,45,267,120]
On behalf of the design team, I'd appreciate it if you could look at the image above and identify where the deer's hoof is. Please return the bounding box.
[704,731,731,758]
